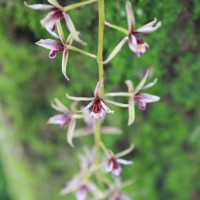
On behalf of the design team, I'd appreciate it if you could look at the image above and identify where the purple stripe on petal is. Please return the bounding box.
[40,10,64,28]
[36,39,64,51]
[126,1,135,33]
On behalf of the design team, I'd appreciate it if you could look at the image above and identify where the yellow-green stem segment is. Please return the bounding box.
[63,0,97,12]
[94,0,105,189]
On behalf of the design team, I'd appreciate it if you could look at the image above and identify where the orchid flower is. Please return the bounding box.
[104,1,161,63]
[105,70,160,125]
[61,147,103,200]
[74,108,122,138]
[24,0,86,44]
[47,98,83,146]
[36,22,74,80]
[126,1,161,56]
[66,82,129,119]
[107,179,133,200]
[125,70,160,125]
[106,144,134,176]
[60,174,103,200]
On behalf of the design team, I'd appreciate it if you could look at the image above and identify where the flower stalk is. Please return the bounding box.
[63,0,97,12]
[66,45,97,59]
[94,0,105,189]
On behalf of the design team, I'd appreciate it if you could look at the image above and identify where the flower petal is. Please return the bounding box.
[126,1,135,32]
[134,70,149,94]
[125,80,134,93]
[115,144,134,158]
[138,18,158,28]
[56,21,65,43]
[49,50,58,58]
[87,182,104,199]
[85,101,95,110]
[24,2,54,10]
[103,37,128,64]
[142,78,157,90]
[66,93,94,101]
[66,33,74,45]
[135,93,160,103]
[106,161,113,172]
[94,81,102,97]
[76,186,88,200]
[63,13,86,45]
[136,20,161,34]
[117,159,133,165]
[83,109,95,129]
[135,42,149,57]
[51,98,69,113]
[128,35,138,53]
[62,49,70,80]
[138,101,146,110]
[104,99,129,108]
[36,39,64,51]
[45,25,59,39]
[60,176,81,195]
[128,98,135,126]
[101,127,122,135]
[101,101,114,114]
[40,10,63,29]
[90,111,104,119]
[112,166,122,176]
[47,114,67,125]
[73,128,93,138]
[67,119,76,147]
[47,0,63,10]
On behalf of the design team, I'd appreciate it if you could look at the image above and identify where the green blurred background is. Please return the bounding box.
[0,0,200,199]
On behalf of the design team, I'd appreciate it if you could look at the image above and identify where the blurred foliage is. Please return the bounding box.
[0,0,200,199]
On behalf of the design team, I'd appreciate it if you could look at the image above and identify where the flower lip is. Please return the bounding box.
[91,97,102,114]
[133,35,145,45]
[105,145,134,176]
[108,157,122,176]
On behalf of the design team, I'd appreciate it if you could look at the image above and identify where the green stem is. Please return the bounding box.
[97,0,105,95]
[105,92,132,97]
[63,0,97,12]
[67,45,96,59]
[94,0,105,189]
[105,21,129,35]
